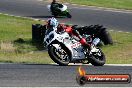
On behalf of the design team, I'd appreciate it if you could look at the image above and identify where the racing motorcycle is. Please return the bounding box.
[44,25,106,66]
[47,4,72,18]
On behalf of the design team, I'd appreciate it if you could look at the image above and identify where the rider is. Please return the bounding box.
[50,0,63,15]
[46,17,91,49]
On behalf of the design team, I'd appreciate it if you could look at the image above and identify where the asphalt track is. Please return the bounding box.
[0,0,132,32]
[0,64,132,87]
[0,0,132,87]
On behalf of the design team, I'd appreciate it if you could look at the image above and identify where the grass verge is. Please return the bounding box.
[0,14,53,64]
[102,31,132,64]
[0,14,132,64]
[61,0,132,10]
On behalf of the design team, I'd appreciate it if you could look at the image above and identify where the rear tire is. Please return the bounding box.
[53,13,58,18]
[52,11,58,18]
[48,44,70,66]
[66,12,72,18]
[90,48,106,66]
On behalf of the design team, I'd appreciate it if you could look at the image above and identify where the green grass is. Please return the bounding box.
[0,52,52,64]
[102,31,132,64]
[0,14,54,64]
[0,14,132,64]
[0,15,40,41]
[62,0,132,10]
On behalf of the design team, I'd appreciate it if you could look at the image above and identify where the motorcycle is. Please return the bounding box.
[47,4,72,18]
[44,25,106,66]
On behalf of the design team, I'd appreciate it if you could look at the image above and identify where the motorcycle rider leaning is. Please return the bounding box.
[50,0,63,15]
[46,17,95,50]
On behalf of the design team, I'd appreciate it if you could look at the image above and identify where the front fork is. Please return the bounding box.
[84,38,100,58]
[92,38,100,46]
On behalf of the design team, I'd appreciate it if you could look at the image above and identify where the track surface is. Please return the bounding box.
[0,0,132,87]
[0,0,132,31]
[0,64,132,87]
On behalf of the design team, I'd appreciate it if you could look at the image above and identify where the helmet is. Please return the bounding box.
[53,0,56,3]
[47,17,59,28]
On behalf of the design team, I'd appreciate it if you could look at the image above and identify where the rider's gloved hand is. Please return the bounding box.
[80,38,91,50]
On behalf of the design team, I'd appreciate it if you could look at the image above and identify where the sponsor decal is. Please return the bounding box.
[71,42,81,48]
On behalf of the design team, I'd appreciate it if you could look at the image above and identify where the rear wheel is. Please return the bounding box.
[52,11,58,17]
[66,12,72,18]
[89,48,106,66]
[48,44,70,66]
[53,13,58,18]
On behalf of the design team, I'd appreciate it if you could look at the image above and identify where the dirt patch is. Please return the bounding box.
[0,41,16,52]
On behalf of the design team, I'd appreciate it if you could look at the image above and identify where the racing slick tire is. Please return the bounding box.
[48,44,70,66]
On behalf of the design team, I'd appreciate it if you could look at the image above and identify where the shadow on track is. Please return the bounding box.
[27,15,70,19]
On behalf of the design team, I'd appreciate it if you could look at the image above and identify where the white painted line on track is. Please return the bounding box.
[15,16,21,18]
[118,31,123,32]
[105,64,132,66]
[37,0,43,1]
[11,0,130,14]
[4,14,8,15]
[69,3,132,14]
[0,12,131,34]
[9,15,15,17]
[33,19,39,21]
[50,63,132,66]
[109,30,114,32]
[0,63,132,66]
[70,6,132,14]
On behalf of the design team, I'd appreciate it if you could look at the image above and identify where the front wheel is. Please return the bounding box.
[89,48,106,66]
[48,44,70,66]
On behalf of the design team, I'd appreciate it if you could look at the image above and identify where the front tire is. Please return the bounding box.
[48,44,70,66]
[90,48,106,66]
